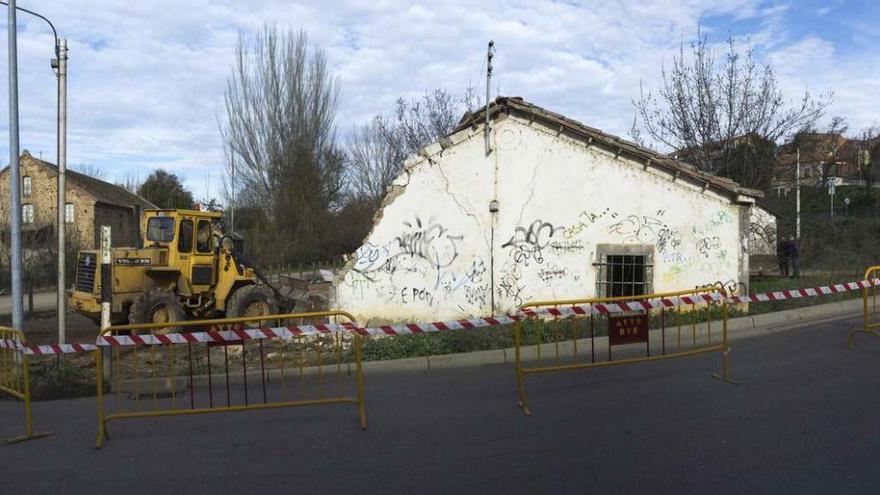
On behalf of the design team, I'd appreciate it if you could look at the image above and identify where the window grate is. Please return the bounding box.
[595,254,653,298]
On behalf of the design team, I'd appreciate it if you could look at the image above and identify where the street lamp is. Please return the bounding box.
[2,1,68,342]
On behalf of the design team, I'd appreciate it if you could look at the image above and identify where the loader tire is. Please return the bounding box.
[225,284,279,326]
[128,288,186,334]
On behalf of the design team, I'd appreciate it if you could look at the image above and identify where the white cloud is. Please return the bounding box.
[0,0,876,198]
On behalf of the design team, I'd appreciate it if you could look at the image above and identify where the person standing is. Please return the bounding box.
[777,237,790,277]
[789,236,800,278]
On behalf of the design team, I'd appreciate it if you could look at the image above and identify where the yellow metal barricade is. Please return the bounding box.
[95,311,366,448]
[0,327,54,444]
[847,266,880,347]
[514,287,734,415]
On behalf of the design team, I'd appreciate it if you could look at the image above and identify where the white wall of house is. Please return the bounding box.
[337,115,752,324]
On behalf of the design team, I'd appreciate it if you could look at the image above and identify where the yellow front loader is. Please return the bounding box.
[68,209,288,327]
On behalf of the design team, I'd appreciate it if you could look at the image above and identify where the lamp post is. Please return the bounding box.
[6,0,23,332]
[1,1,68,342]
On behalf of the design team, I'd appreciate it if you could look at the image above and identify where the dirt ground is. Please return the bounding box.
[0,311,100,346]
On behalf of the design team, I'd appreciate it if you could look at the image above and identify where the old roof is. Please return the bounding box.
[454,96,763,201]
[6,152,156,209]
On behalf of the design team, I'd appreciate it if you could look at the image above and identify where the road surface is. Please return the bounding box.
[1,313,879,494]
[0,290,58,315]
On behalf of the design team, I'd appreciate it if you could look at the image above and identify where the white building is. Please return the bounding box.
[337,97,763,324]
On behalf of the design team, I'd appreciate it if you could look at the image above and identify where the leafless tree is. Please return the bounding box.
[116,171,142,193]
[634,33,831,190]
[346,116,406,205]
[394,88,477,157]
[346,87,475,204]
[220,26,346,261]
[71,163,108,180]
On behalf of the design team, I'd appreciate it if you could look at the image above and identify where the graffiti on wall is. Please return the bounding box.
[344,202,740,318]
[347,216,491,311]
[352,216,464,281]
[502,220,564,266]
[563,208,615,239]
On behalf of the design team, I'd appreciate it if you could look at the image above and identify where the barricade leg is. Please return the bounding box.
[5,352,54,445]
[514,321,532,416]
[95,347,107,449]
[355,334,367,430]
[711,302,738,385]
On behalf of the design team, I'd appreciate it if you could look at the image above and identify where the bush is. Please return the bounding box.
[29,359,96,401]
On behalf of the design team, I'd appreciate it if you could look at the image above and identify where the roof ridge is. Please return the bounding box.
[16,154,157,209]
[453,96,762,200]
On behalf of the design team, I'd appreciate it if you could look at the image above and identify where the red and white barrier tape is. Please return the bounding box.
[0,338,24,351]
[354,315,519,337]
[95,323,353,347]
[23,343,98,355]
[14,277,880,353]
[726,279,880,304]
[517,293,724,319]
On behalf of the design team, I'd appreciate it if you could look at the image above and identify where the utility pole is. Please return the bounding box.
[54,39,68,344]
[7,0,24,331]
[484,40,494,156]
[2,1,66,340]
[796,147,801,240]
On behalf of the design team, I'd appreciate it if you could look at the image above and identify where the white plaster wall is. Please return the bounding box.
[337,115,749,324]
[337,128,495,323]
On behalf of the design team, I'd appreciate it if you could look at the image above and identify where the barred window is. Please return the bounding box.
[594,245,654,298]
[22,204,34,224]
[23,176,31,197]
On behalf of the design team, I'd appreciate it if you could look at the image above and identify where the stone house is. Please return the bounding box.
[0,151,155,250]
[336,97,764,324]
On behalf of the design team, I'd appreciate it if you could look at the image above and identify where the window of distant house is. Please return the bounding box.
[23,176,31,197]
[22,204,34,224]
[65,203,75,223]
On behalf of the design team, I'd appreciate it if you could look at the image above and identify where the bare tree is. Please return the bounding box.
[634,33,831,190]
[346,87,475,204]
[220,26,346,261]
[394,88,477,157]
[347,116,406,205]
[71,163,108,180]
[117,171,142,193]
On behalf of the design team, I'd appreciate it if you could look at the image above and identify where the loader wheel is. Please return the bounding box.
[226,284,279,327]
[128,288,186,334]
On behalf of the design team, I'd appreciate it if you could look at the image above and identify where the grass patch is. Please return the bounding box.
[29,359,96,401]
[747,273,864,315]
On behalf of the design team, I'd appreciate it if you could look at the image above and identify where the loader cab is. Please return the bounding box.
[143,209,223,295]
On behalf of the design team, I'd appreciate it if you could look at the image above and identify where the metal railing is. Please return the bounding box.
[95,310,366,448]
[0,327,53,444]
[513,287,734,415]
[847,266,880,347]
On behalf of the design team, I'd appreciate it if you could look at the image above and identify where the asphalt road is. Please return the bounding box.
[2,313,880,494]
[0,290,58,315]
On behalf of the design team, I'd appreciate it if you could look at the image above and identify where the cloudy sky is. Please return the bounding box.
[0,0,877,198]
